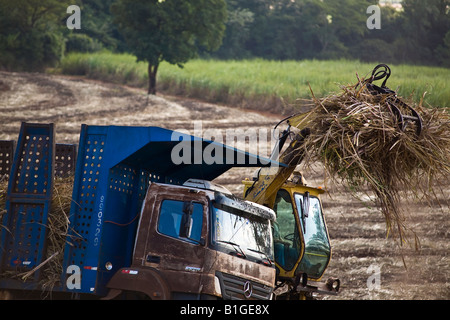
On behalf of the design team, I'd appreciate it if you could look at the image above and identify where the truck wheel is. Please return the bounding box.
[113,290,151,300]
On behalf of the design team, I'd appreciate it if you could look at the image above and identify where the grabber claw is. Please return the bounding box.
[365,64,423,137]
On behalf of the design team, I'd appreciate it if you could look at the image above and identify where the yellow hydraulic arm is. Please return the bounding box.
[244,125,310,208]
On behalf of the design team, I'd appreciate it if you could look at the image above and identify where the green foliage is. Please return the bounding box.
[60,52,450,114]
[60,51,148,86]
[213,2,255,59]
[78,0,127,52]
[210,0,450,66]
[1,0,448,72]
[65,33,103,53]
[436,31,450,67]
[111,0,227,66]
[400,0,450,63]
[157,58,450,110]
[111,0,227,93]
[0,0,67,71]
[240,0,332,60]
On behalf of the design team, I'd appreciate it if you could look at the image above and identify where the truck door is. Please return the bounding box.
[294,192,331,279]
[139,184,208,296]
[273,189,303,276]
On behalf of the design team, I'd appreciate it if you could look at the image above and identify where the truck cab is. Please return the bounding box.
[104,180,276,300]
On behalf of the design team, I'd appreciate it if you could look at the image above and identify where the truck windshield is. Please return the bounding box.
[212,205,274,263]
[294,193,330,279]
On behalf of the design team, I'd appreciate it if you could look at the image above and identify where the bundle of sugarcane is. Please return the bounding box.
[294,65,450,245]
[37,176,75,293]
[0,176,7,220]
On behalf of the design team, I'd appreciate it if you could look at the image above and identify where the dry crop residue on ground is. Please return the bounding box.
[0,71,448,300]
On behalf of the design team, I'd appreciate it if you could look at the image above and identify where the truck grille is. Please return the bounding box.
[216,272,273,300]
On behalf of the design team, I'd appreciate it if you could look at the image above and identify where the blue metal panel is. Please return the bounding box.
[55,144,77,177]
[0,140,15,178]
[61,125,107,294]
[0,123,54,283]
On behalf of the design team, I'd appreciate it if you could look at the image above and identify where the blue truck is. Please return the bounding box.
[0,122,278,299]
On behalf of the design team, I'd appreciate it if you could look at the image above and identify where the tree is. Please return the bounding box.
[228,0,329,60]
[73,0,128,52]
[262,0,328,60]
[111,0,227,94]
[322,0,373,50]
[436,30,450,67]
[213,0,255,59]
[0,0,67,71]
[400,0,450,64]
[354,5,403,63]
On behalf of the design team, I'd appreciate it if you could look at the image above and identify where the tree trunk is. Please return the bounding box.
[148,63,159,95]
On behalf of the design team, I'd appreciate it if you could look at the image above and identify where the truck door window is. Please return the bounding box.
[158,200,203,243]
[273,189,301,271]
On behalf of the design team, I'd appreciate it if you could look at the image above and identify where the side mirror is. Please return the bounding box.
[302,192,310,218]
[180,201,193,238]
[180,201,205,245]
[301,192,310,233]
[183,201,193,215]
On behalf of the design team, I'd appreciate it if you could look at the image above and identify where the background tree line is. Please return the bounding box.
[1,0,449,73]
[214,0,450,66]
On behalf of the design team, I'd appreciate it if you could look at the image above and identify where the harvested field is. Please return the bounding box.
[0,71,448,300]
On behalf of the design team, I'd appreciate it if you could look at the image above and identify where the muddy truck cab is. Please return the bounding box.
[105,180,276,300]
[0,123,278,299]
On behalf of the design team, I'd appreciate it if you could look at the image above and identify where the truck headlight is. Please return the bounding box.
[214,276,222,297]
[326,277,340,292]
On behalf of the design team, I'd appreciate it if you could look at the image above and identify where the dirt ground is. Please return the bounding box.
[0,71,448,300]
